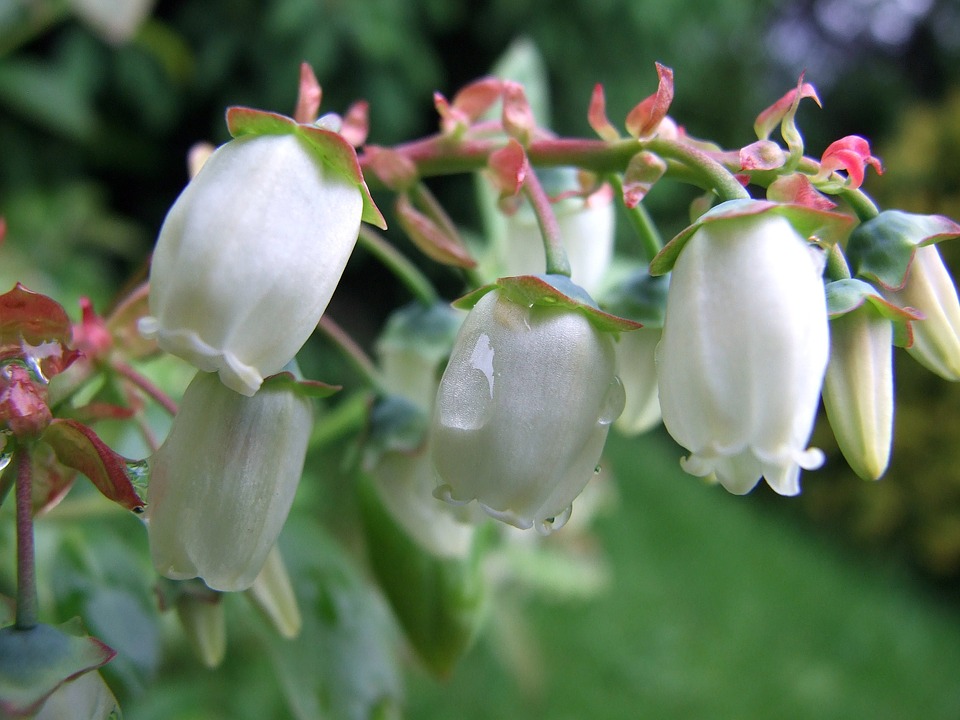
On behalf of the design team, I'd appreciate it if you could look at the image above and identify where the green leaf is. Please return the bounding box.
[0,622,115,718]
[357,473,487,678]
[846,210,960,290]
[258,518,403,720]
[40,419,145,513]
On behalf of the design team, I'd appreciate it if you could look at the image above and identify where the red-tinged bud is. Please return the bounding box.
[754,77,820,141]
[487,139,527,197]
[293,62,322,124]
[0,362,52,438]
[625,63,674,140]
[502,81,536,144]
[588,84,620,141]
[816,135,883,189]
[341,100,369,147]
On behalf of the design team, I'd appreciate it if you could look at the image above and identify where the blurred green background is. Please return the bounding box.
[3,0,960,718]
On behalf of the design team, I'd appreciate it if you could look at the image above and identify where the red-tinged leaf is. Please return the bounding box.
[341,100,369,147]
[30,441,77,515]
[0,621,115,718]
[625,63,674,139]
[293,62,322,125]
[739,139,787,171]
[0,285,80,380]
[621,151,667,208]
[754,76,820,141]
[502,81,536,144]
[395,194,476,269]
[488,139,527,197]
[767,174,837,211]
[452,76,503,122]
[105,282,157,360]
[588,84,620,141]
[817,135,883,189]
[41,419,145,512]
[363,145,418,191]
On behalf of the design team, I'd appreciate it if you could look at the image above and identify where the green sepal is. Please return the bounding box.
[453,275,643,333]
[825,277,922,348]
[846,210,960,291]
[0,620,115,718]
[361,395,429,471]
[225,106,387,230]
[600,267,670,328]
[261,371,341,399]
[357,472,488,678]
[650,198,855,276]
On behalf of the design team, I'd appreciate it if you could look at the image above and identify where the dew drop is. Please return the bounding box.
[597,375,626,426]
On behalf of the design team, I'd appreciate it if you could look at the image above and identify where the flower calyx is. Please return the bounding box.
[453,274,643,335]
[650,198,855,276]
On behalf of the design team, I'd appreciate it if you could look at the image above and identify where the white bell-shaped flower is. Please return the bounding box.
[139,132,363,396]
[432,288,624,533]
[146,371,313,591]
[884,244,960,381]
[656,205,829,496]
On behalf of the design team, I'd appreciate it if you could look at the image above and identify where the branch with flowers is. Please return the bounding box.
[2,50,960,718]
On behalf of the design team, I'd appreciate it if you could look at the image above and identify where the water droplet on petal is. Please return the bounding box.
[597,375,626,425]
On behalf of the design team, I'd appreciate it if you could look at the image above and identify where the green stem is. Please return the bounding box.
[836,188,880,223]
[607,174,664,262]
[825,243,853,282]
[15,446,38,630]
[646,138,750,202]
[113,361,179,416]
[520,160,571,277]
[357,226,438,304]
[316,315,384,392]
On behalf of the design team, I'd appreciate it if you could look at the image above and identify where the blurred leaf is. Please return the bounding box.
[0,58,96,141]
[260,518,402,720]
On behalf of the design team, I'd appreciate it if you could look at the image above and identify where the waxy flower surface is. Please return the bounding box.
[139,131,363,396]
[146,370,313,591]
[655,202,830,496]
[431,287,624,533]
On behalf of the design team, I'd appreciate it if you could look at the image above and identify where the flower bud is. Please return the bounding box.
[656,203,829,495]
[885,244,960,381]
[139,132,363,396]
[34,671,119,720]
[176,591,226,668]
[146,370,313,591]
[822,304,893,481]
[432,288,624,533]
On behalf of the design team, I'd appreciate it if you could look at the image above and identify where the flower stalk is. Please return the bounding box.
[15,445,38,630]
